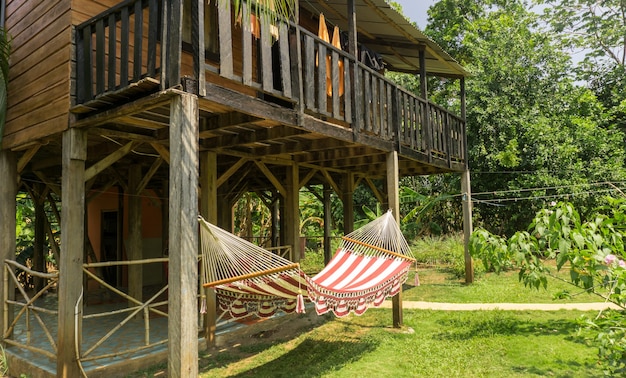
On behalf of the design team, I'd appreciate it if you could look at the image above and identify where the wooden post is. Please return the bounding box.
[128,164,143,311]
[386,151,402,328]
[419,47,432,163]
[168,93,199,377]
[161,0,183,89]
[0,150,17,342]
[342,173,355,234]
[347,0,357,57]
[33,185,46,292]
[462,170,474,283]
[200,151,217,347]
[58,128,87,377]
[285,163,300,262]
[323,184,332,264]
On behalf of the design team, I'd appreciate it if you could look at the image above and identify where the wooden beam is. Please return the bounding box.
[72,91,175,129]
[34,171,61,197]
[90,127,158,142]
[85,142,135,182]
[217,158,247,188]
[320,168,341,197]
[137,157,163,193]
[299,168,318,188]
[365,178,384,204]
[17,144,41,173]
[255,161,286,195]
[151,142,171,164]
[168,93,199,377]
[58,128,87,377]
[0,150,17,342]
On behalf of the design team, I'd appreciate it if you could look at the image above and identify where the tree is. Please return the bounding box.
[424,0,626,235]
[538,0,626,132]
[0,27,10,147]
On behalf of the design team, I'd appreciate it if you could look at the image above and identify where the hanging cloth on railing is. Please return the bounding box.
[316,14,344,97]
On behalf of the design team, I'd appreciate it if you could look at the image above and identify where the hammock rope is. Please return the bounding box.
[199,216,306,318]
[198,210,415,319]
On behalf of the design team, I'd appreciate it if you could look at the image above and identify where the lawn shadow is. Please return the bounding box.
[226,338,378,378]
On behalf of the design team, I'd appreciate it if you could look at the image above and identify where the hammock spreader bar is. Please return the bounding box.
[341,236,416,263]
[202,262,301,288]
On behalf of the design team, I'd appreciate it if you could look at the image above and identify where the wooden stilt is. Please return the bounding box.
[342,172,355,234]
[386,151,402,328]
[58,128,87,377]
[285,163,300,262]
[128,164,143,312]
[1,150,17,342]
[462,169,474,284]
[200,151,217,347]
[323,184,332,264]
[168,93,199,377]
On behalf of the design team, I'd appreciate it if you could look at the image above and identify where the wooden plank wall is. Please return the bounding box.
[2,0,72,150]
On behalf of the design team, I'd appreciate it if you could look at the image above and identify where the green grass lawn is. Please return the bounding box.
[403,264,604,304]
[198,309,603,377]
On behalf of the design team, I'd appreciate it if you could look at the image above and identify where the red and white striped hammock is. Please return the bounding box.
[199,211,415,319]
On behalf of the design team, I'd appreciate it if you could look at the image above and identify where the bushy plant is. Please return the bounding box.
[470,198,626,375]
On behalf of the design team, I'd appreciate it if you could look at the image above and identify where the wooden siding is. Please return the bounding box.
[2,0,72,150]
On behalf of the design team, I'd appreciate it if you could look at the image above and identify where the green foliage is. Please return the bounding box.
[470,198,626,374]
[422,0,626,236]
[0,344,7,377]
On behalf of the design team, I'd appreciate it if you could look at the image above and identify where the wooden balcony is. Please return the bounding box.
[73,0,467,177]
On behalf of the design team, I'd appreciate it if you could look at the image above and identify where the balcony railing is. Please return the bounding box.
[75,0,466,169]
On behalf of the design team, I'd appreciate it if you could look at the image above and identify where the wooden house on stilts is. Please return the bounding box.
[0,0,471,376]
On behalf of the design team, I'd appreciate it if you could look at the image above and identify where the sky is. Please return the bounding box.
[392,0,437,30]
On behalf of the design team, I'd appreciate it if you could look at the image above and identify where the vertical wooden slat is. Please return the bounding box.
[82,26,93,100]
[371,76,379,135]
[191,0,206,96]
[260,17,273,92]
[317,43,327,113]
[76,26,86,103]
[353,65,363,132]
[218,0,233,79]
[147,0,159,77]
[363,70,372,132]
[108,13,117,90]
[331,50,340,119]
[304,36,315,110]
[120,6,130,87]
[96,19,106,95]
[133,0,144,81]
[386,83,393,139]
[279,22,292,98]
[380,81,386,137]
[242,5,252,86]
[391,86,400,149]
[343,58,352,123]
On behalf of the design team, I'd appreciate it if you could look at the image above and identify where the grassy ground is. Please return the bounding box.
[197,309,603,377]
[128,237,610,377]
